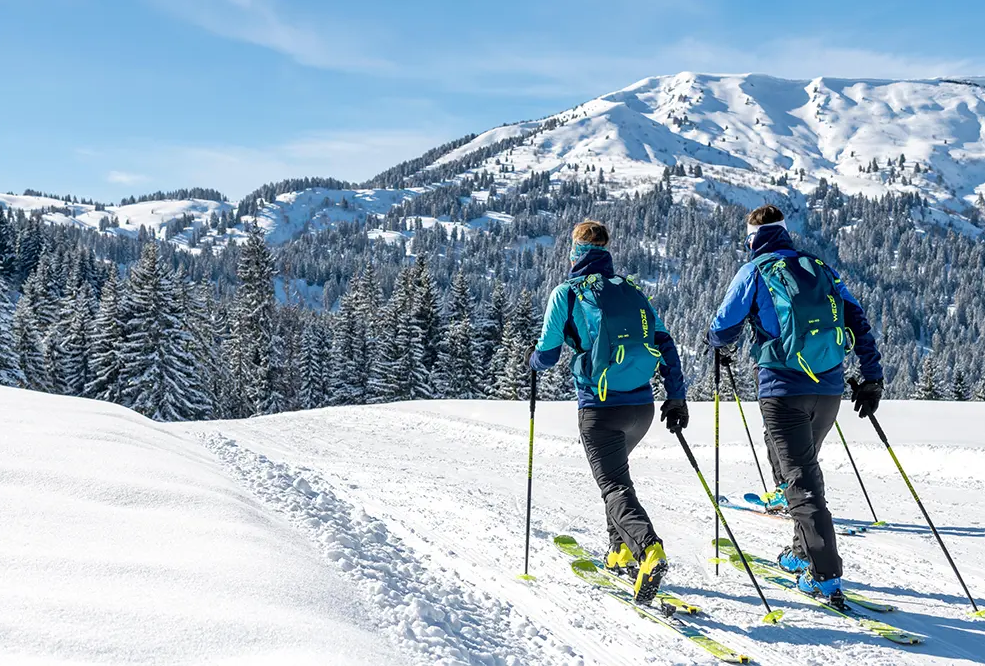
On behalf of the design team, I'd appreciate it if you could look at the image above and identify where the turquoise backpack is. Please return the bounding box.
[751,252,854,382]
[566,274,666,401]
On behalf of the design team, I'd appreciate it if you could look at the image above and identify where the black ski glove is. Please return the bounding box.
[524,342,537,367]
[660,399,689,433]
[716,346,737,367]
[850,378,884,418]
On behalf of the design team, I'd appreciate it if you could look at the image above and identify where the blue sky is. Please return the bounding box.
[2,0,984,202]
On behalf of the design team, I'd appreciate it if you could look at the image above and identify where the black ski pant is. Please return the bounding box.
[760,394,843,580]
[579,403,660,561]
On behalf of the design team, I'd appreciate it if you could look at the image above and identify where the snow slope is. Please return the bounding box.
[0,194,237,250]
[4,386,985,664]
[0,387,411,666]
[186,399,985,666]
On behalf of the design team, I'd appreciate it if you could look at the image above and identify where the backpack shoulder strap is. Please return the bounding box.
[563,278,586,352]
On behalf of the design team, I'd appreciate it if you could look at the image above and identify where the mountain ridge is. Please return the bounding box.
[5,72,985,247]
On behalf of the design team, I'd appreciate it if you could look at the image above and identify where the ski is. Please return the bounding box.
[717,494,864,537]
[563,554,751,663]
[554,535,700,614]
[715,538,923,645]
[708,534,896,613]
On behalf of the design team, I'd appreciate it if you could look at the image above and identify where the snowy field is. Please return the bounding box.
[2,386,984,665]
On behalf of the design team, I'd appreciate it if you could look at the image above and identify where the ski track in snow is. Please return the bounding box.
[190,401,985,666]
[201,432,582,666]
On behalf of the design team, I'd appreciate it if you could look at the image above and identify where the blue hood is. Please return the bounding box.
[569,249,615,279]
[750,225,796,258]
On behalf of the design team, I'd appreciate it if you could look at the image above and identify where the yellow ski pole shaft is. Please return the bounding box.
[714,354,721,576]
[520,370,537,581]
[849,381,981,617]
[725,363,769,495]
[675,431,783,624]
[834,420,883,526]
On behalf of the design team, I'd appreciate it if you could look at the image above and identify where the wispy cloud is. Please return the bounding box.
[149,0,395,74]
[88,129,448,199]
[107,170,149,185]
[147,0,985,98]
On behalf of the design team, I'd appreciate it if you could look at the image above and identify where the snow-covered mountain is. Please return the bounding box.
[7,73,985,247]
[5,385,984,664]
[442,73,985,228]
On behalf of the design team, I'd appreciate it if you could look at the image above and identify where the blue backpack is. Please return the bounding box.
[565,274,666,401]
[751,252,853,382]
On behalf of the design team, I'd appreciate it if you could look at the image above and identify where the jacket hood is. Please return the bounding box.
[569,248,615,279]
[750,225,797,257]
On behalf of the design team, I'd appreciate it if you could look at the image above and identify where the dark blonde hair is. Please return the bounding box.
[746,205,785,226]
[572,219,610,246]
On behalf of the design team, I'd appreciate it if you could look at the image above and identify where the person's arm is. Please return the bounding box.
[707,263,758,348]
[654,328,686,400]
[529,284,569,371]
[831,267,883,381]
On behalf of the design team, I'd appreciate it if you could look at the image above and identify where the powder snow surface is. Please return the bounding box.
[3,388,985,664]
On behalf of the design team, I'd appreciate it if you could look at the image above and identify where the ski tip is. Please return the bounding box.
[553,535,576,546]
[762,609,785,625]
[708,557,730,565]
[712,537,735,549]
[743,492,764,504]
[969,608,985,620]
[571,559,596,573]
[870,521,888,528]
[517,574,537,582]
[717,495,730,504]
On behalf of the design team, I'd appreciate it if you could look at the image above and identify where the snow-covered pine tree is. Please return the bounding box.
[367,266,416,404]
[12,287,47,391]
[15,219,46,284]
[328,293,362,405]
[85,270,126,403]
[446,270,473,323]
[913,355,941,400]
[435,316,481,399]
[952,368,969,401]
[60,282,96,396]
[0,274,25,387]
[230,224,282,416]
[0,209,15,280]
[974,379,985,402]
[409,257,441,400]
[119,244,209,421]
[176,279,219,419]
[478,281,506,374]
[298,315,327,409]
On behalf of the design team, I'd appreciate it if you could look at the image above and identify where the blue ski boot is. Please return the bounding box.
[762,483,789,513]
[777,546,809,574]
[798,571,846,608]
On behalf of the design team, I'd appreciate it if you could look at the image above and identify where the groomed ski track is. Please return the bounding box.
[185,400,985,666]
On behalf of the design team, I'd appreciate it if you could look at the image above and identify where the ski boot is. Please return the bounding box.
[777,546,809,574]
[797,571,846,609]
[604,543,638,579]
[633,542,669,606]
[762,483,789,514]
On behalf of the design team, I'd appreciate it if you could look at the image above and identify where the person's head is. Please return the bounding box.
[745,204,786,248]
[570,219,609,265]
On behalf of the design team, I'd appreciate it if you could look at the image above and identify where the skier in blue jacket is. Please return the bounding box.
[530,219,688,605]
[707,204,884,606]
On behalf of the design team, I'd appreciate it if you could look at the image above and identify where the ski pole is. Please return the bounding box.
[834,420,884,527]
[520,369,537,581]
[849,380,983,617]
[675,430,783,624]
[713,351,721,575]
[725,363,769,495]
